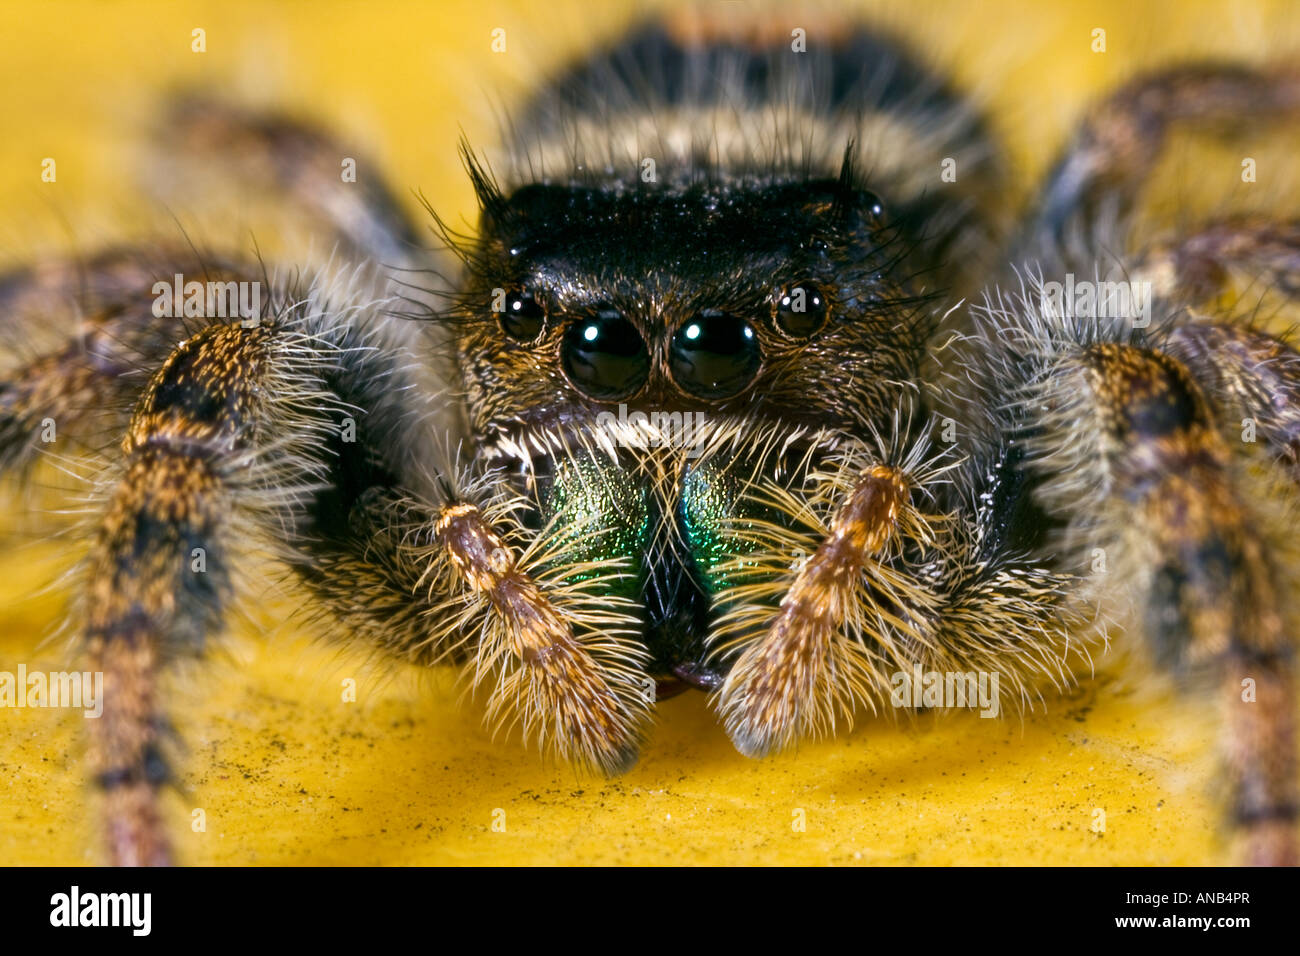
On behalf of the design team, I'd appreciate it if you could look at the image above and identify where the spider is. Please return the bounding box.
[2,14,1298,867]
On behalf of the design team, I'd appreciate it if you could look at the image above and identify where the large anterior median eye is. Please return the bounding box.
[560,309,649,401]
[670,311,762,400]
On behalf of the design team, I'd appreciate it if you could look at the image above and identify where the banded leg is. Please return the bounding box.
[148,97,424,265]
[0,247,257,472]
[84,296,453,864]
[1135,218,1300,306]
[1131,217,1300,477]
[1031,65,1300,247]
[1050,342,1295,865]
[1171,320,1300,483]
[716,465,911,757]
[87,313,653,862]
[84,314,347,865]
[290,485,653,777]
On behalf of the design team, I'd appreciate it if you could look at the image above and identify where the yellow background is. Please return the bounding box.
[1,0,1297,865]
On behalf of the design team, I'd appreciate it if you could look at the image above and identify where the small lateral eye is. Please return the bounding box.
[498,289,546,342]
[774,283,829,338]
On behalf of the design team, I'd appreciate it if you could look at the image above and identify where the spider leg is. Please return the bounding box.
[79,284,651,864]
[1171,320,1300,483]
[287,479,652,777]
[709,431,1091,761]
[146,96,424,265]
[1031,65,1300,247]
[0,246,259,472]
[82,303,361,865]
[716,464,911,757]
[78,281,448,864]
[1117,216,1300,478]
[1135,218,1300,307]
[1019,335,1297,865]
[1123,217,1300,478]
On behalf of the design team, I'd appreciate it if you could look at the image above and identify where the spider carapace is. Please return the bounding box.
[3,14,1299,865]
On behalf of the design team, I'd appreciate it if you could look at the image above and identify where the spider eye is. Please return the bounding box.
[561,309,649,401]
[670,311,762,400]
[774,283,829,339]
[498,289,546,342]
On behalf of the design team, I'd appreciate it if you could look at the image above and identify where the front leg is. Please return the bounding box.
[80,275,449,865]
[706,429,1088,762]
[85,314,345,865]
[716,464,912,757]
[85,324,658,864]
[431,500,650,774]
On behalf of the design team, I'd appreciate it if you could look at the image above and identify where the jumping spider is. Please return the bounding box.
[3,17,1298,866]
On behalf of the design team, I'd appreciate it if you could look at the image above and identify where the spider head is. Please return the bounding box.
[443,159,937,681]
[451,160,932,453]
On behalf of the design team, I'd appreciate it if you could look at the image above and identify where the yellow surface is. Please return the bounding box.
[1,0,1297,866]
